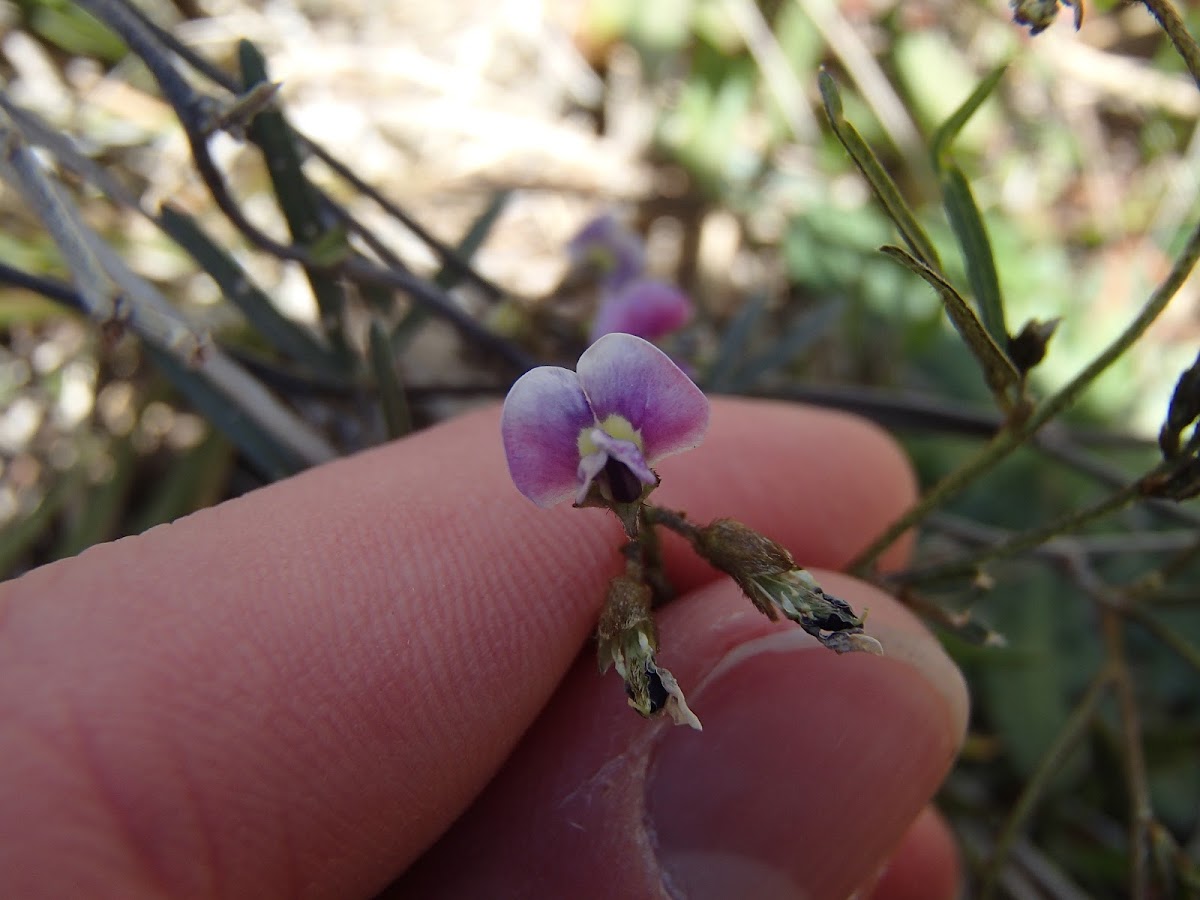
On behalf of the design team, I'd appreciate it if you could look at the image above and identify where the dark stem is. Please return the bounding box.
[642,505,701,541]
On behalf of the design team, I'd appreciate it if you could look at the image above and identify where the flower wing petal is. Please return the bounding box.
[575,450,609,506]
[501,367,595,507]
[577,333,710,462]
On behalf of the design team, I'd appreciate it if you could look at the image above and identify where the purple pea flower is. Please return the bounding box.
[567,213,645,289]
[589,278,694,344]
[501,333,710,509]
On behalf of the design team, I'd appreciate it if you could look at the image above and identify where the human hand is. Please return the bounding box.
[0,398,967,899]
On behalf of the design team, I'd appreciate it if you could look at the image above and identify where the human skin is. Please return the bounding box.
[0,398,967,899]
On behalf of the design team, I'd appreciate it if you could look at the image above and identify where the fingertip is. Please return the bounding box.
[646,580,964,900]
[869,806,963,900]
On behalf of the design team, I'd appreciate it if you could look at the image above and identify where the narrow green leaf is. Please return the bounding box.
[818,70,941,271]
[147,345,308,480]
[703,293,769,391]
[930,64,1007,171]
[880,245,1020,403]
[238,40,350,358]
[29,3,126,61]
[434,190,511,289]
[158,204,347,378]
[941,166,1008,346]
[369,320,412,440]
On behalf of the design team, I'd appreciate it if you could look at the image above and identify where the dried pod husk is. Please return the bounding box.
[596,574,701,729]
[690,518,883,655]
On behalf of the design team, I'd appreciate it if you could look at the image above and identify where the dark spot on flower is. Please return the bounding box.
[604,456,643,503]
[645,668,670,713]
[624,663,670,716]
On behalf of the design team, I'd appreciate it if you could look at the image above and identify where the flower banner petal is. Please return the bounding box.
[501,367,595,507]
[577,334,710,463]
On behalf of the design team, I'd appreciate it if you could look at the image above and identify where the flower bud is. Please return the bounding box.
[1007,317,1061,375]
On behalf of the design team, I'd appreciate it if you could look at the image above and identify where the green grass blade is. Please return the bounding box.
[818,70,941,271]
[238,39,351,359]
[941,166,1009,347]
[369,320,412,440]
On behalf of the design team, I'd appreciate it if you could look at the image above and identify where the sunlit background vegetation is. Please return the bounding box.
[2,0,1200,895]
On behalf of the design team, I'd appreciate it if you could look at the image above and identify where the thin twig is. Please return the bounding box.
[301,136,506,302]
[1079,558,1154,900]
[1032,435,1200,528]
[849,214,1200,574]
[0,103,122,322]
[0,108,336,468]
[1122,606,1200,675]
[894,477,1148,584]
[979,667,1114,900]
[922,512,1200,558]
[74,0,532,371]
[1141,0,1200,90]
[120,0,508,302]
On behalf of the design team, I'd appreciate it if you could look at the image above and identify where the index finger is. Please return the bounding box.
[0,398,916,898]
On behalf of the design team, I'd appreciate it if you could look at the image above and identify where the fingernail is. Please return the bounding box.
[645,631,958,899]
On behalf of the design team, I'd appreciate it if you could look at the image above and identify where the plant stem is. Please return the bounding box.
[1101,606,1154,899]
[1123,607,1200,675]
[642,505,701,541]
[849,215,1200,574]
[979,667,1114,900]
[1142,0,1200,90]
[894,473,1156,585]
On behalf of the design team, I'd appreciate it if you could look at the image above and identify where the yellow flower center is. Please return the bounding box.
[577,413,642,457]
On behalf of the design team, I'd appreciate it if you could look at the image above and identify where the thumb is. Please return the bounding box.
[392,573,968,899]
